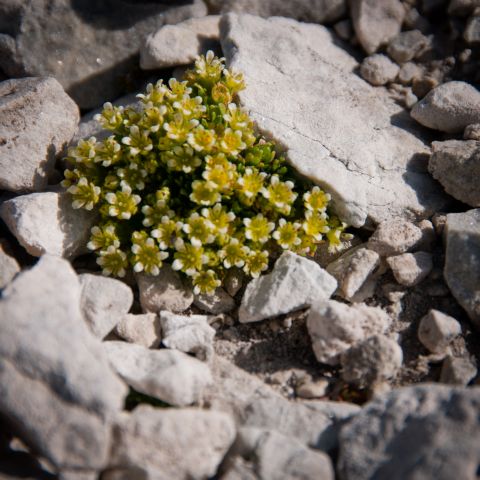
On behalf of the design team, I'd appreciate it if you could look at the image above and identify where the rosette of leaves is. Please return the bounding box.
[63,51,351,294]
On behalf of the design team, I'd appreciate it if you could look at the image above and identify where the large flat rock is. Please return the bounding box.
[220,14,449,228]
[0,0,207,109]
[0,255,127,471]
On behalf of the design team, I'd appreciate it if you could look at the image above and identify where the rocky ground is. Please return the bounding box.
[0,0,480,479]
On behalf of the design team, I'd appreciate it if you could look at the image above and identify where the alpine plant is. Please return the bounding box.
[63,51,351,295]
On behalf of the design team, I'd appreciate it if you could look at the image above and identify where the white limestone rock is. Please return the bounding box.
[160,310,216,360]
[114,313,161,348]
[0,77,79,193]
[224,427,335,480]
[238,251,337,323]
[367,218,423,257]
[386,251,433,286]
[78,273,133,339]
[0,255,127,470]
[360,54,399,86]
[444,209,480,329]
[194,287,236,314]
[220,14,447,228]
[440,355,477,385]
[411,81,480,133]
[340,334,403,387]
[106,405,236,480]
[0,242,20,289]
[350,0,405,54]
[0,190,96,259]
[104,341,212,407]
[307,299,392,365]
[326,246,380,301]
[136,265,194,314]
[141,16,220,70]
[418,309,461,354]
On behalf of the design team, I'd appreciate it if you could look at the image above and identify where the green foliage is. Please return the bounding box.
[63,51,351,294]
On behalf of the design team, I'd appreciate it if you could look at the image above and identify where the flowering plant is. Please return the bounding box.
[63,52,350,294]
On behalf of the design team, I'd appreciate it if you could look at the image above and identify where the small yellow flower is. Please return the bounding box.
[166,78,193,101]
[220,128,246,156]
[243,249,269,278]
[95,135,122,167]
[302,211,330,241]
[139,102,168,133]
[190,180,221,206]
[172,238,208,276]
[116,162,148,190]
[223,103,251,131]
[67,177,101,211]
[173,95,206,117]
[218,238,249,268]
[187,125,216,153]
[97,246,128,277]
[163,145,202,173]
[137,80,168,105]
[211,82,232,105]
[163,112,199,143]
[223,68,246,93]
[326,219,353,253]
[273,219,302,249]
[93,102,125,131]
[192,269,221,295]
[87,224,120,251]
[202,166,235,192]
[192,50,224,84]
[182,212,215,247]
[303,186,331,212]
[261,175,297,214]
[68,136,97,164]
[205,153,230,170]
[105,185,141,220]
[131,231,168,275]
[243,214,275,244]
[121,125,153,156]
[237,168,267,200]
[201,204,236,236]
[151,216,182,250]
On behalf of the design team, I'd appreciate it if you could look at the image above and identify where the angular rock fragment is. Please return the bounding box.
[444,209,480,328]
[411,81,480,133]
[307,300,391,365]
[242,396,360,452]
[141,16,220,70]
[223,427,335,480]
[194,287,236,314]
[338,385,480,480]
[0,255,127,470]
[0,0,207,109]
[359,54,399,86]
[326,246,380,301]
[464,15,480,44]
[114,313,161,348]
[440,355,477,385]
[104,341,212,406]
[79,273,133,339]
[386,251,433,286]
[221,14,447,227]
[136,265,193,314]
[340,335,403,387]
[0,190,96,259]
[464,123,480,140]
[418,309,462,354]
[0,241,20,289]
[387,30,430,64]
[160,310,216,360]
[367,218,423,257]
[106,405,236,480]
[429,140,480,207]
[238,251,337,323]
[350,0,405,54]
[0,77,79,192]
